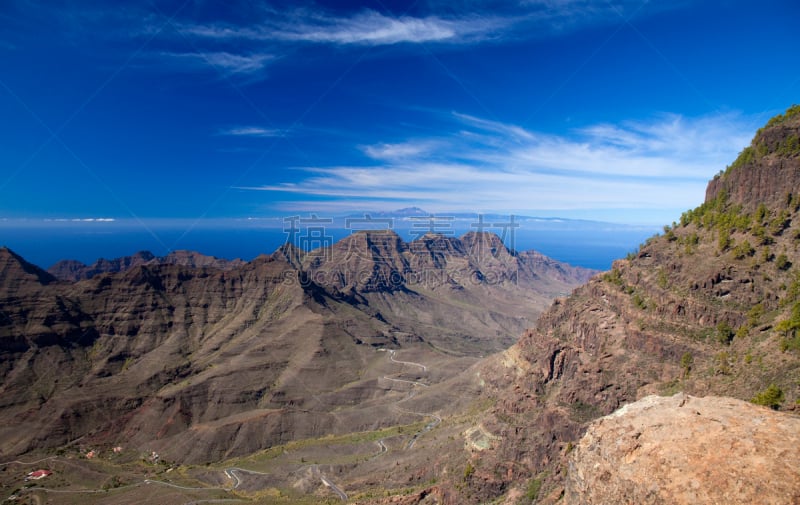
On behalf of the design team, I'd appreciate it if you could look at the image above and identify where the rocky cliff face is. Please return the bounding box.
[706,105,800,211]
[565,394,800,505]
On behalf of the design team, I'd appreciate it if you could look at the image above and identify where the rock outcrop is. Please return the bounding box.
[706,105,800,211]
[565,394,800,505]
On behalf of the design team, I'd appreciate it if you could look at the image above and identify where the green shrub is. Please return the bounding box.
[735,324,750,340]
[657,268,669,289]
[755,203,769,223]
[751,384,784,409]
[782,271,800,306]
[715,321,734,345]
[775,302,800,336]
[714,351,731,375]
[680,352,693,374]
[463,461,475,481]
[752,224,773,245]
[732,240,755,259]
[603,268,624,287]
[718,230,732,252]
[525,476,544,502]
[728,146,756,171]
[777,135,800,156]
[776,253,792,271]
[747,303,763,327]
[763,104,800,129]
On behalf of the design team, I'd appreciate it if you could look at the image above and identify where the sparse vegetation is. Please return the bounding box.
[782,270,800,306]
[680,352,693,375]
[732,240,754,259]
[735,324,749,340]
[776,134,800,156]
[524,475,544,503]
[657,268,669,289]
[728,145,756,171]
[775,302,800,351]
[603,268,624,287]
[632,293,647,310]
[776,253,791,271]
[463,461,475,481]
[762,104,800,129]
[715,321,734,345]
[569,400,601,423]
[751,384,785,409]
[714,351,732,375]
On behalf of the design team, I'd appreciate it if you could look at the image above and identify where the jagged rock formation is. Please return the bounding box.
[565,394,800,505]
[0,232,592,464]
[47,250,245,281]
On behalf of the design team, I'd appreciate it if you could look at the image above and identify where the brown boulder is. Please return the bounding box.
[565,393,800,505]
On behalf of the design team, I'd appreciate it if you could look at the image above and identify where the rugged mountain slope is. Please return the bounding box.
[0,232,591,466]
[343,106,800,504]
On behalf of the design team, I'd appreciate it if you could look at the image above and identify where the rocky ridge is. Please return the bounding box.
[47,250,246,281]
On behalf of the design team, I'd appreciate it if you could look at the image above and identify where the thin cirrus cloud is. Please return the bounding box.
[178,10,514,46]
[173,1,670,47]
[271,11,507,45]
[218,126,283,137]
[158,51,275,75]
[361,141,440,160]
[244,111,754,222]
[145,2,671,77]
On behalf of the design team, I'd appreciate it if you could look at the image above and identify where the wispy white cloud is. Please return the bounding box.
[362,141,440,160]
[175,1,668,47]
[218,126,283,138]
[43,218,116,222]
[159,51,275,75]
[273,11,505,45]
[243,111,754,224]
[178,10,512,46]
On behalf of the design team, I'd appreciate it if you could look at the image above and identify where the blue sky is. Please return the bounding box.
[1,0,798,227]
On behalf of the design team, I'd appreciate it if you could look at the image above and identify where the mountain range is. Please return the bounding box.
[1,105,800,504]
[0,231,593,470]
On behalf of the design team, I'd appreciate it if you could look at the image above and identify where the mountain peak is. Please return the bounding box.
[0,246,57,288]
[706,104,800,211]
[394,206,428,216]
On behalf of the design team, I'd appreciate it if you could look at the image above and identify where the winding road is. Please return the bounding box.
[387,349,427,371]
[380,348,441,450]
[319,473,348,502]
